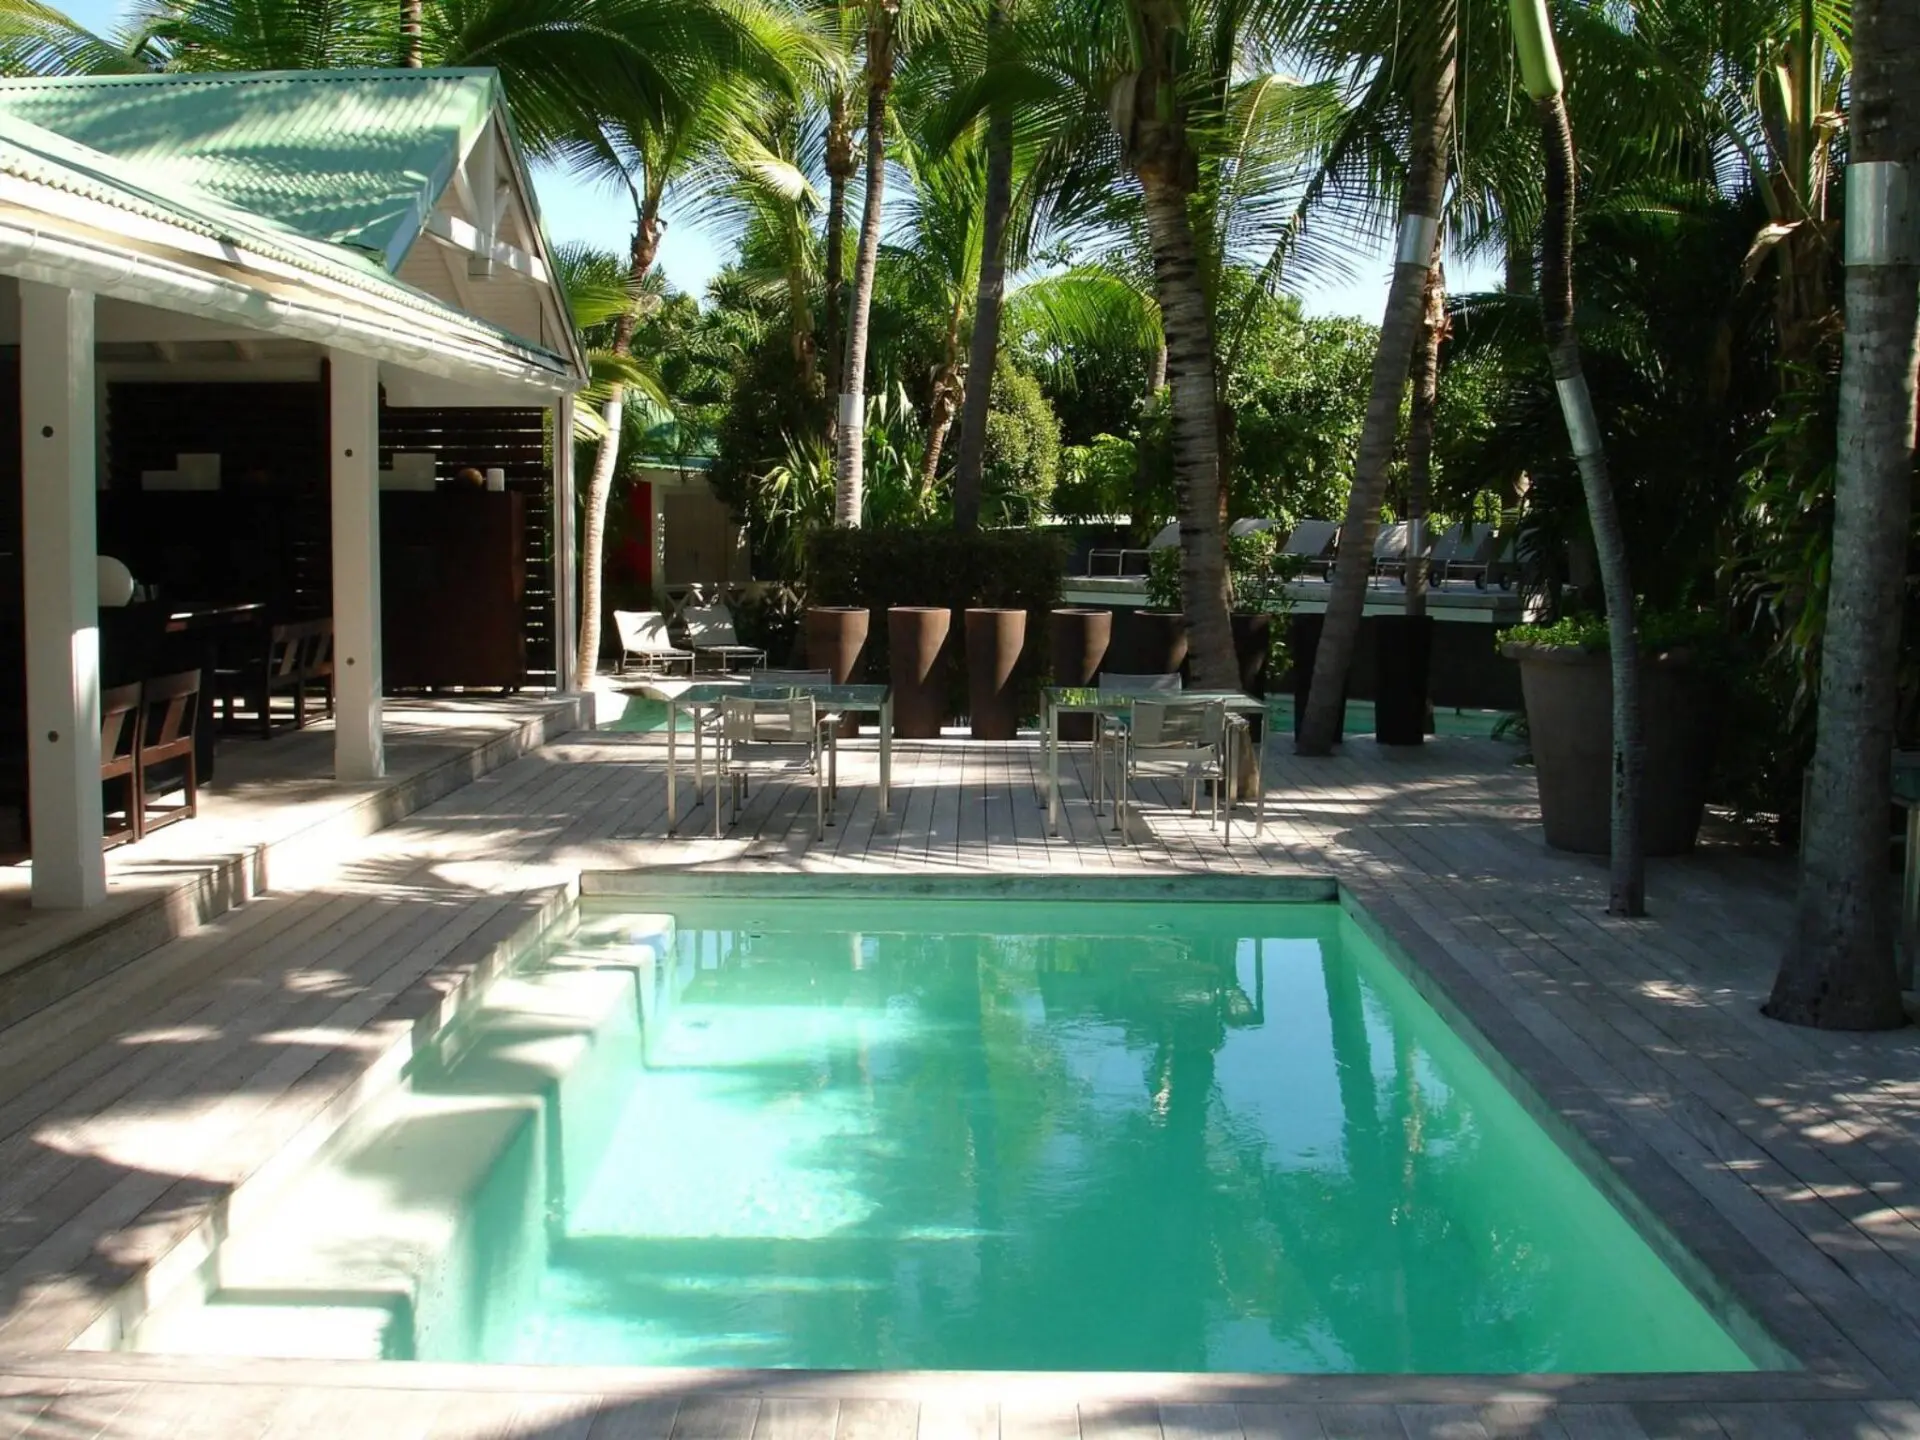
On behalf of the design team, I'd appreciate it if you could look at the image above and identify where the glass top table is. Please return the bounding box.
[663,681,894,836]
[1040,686,1266,837]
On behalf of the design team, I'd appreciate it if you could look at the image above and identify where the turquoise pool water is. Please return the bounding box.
[437,897,1756,1375]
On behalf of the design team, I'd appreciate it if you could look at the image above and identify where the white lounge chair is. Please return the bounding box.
[613,610,694,676]
[682,606,766,674]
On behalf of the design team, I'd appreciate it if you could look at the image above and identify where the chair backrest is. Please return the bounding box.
[757,669,832,685]
[1099,671,1182,694]
[101,682,142,765]
[141,669,201,750]
[1373,520,1413,562]
[683,606,740,647]
[1131,698,1224,749]
[1456,524,1500,564]
[722,694,815,746]
[1426,523,1465,571]
[302,618,334,671]
[615,610,671,653]
[1280,520,1339,559]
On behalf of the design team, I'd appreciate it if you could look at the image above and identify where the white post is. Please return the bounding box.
[329,350,383,780]
[21,282,103,908]
[551,393,578,694]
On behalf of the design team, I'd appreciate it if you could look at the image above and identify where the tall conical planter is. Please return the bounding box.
[1123,610,1188,679]
[804,606,870,737]
[1507,644,1721,856]
[1050,608,1111,742]
[966,608,1027,741]
[1374,614,1434,746]
[889,607,951,740]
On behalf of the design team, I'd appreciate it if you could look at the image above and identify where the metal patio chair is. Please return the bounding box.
[715,695,835,841]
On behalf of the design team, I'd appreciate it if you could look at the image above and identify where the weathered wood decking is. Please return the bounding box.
[3,718,1920,1438]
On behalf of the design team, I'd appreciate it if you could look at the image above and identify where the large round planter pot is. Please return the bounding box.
[804,606,870,737]
[1508,645,1722,856]
[965,608,1028,741]
[1050,608,1111,742]
[1374,614,1434,746]
[1289,614,1345,741]
[1124,610,1189,679]
[889,607,951,740]
[1231,612,1271,698]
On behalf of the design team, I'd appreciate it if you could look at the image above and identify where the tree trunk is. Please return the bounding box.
[1403,258,1446,616]
[919,302,966,504]
[400,0,422,67]
[573,214,661,690]
[823,83,856,415]
[1767,0,1917,1030]
[1138,173,1235,690]
[1297,22,1455,754]
[833,2,898,528]
[1536,91,1646,917]
[1128,343,1168,540]
[951,0,1014,533]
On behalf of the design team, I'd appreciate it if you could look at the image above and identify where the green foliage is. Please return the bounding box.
[1226,306,1377,527]
[1500,610,1726,655]
[982,361,1061,523]
[1052,433,1139,521]
[1146,546,1182,611]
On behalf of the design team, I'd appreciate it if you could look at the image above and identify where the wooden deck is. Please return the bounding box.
[4,719,1920,1438]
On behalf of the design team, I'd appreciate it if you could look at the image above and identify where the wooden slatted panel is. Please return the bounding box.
[378,406,556,686]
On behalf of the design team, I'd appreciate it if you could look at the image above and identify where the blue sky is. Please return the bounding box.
[59,0,1493,319]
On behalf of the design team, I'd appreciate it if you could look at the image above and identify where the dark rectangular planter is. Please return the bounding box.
[1373,614,1434,746]
[965,608,1027,741]
[888,607,951,739]
[1289,614,1345,741]
[1231,612,1271,698]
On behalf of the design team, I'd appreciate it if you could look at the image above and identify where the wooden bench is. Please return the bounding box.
[217,617,335,738]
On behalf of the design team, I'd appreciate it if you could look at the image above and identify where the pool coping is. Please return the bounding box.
[50,869,1905,1408]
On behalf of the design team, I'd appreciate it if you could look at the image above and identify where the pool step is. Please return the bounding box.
[130,957,648,1362]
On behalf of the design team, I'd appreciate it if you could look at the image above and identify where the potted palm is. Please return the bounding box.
[1503,614,1725,855]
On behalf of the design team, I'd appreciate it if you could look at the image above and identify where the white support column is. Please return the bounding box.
[329,350,384,780]
[551,393,578,694]
[21,282,103,909]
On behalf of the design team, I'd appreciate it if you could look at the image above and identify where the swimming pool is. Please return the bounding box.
[126,885,1771,1375]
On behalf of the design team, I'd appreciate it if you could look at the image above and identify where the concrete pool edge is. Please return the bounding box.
[49,867,1900,1407]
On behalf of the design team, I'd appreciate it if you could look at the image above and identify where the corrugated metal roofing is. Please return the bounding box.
[0,102,565,371]
[0,69,497,260]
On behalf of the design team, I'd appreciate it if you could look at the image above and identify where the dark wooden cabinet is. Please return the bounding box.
[380,491,528,690]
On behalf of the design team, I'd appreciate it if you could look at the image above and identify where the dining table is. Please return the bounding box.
[663,680,895,836]
[1041,686,1268,836]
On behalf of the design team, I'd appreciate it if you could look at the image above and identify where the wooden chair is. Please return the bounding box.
[136,669,200,837]
[100,681,143,847]
[219,617,334,737]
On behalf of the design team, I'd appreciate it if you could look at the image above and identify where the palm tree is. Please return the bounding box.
[1766,0,1917,1030]
[1295,0,1458,755]
[833,0,902,527]
[1501,0,1646,916]
[951,0,1014,532]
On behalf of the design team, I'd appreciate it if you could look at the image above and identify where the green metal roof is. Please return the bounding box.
[0,103,568,372]
[0,69,498,260]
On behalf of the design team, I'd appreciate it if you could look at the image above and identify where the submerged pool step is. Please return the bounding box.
[133,958,649,1362]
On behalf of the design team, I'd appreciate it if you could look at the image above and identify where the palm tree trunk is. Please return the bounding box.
[833,1,898,528]
[1129,344,1168,539]
[1297,22,1455,755]
[823,84,856,413]
[1403,259,1446,617]
[1767,0,1917,1030]
[573,213,662,690]
[919,302,966,503]
[951,0,1014,533]
[1138,173,1234,690]
[400,0,422,66]
[1536,91,1645,917]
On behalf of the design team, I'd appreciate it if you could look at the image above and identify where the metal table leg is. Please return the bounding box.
[1904,805,1919,990]
[879,696,892,816]
[666,701,679,835]
[1048,699,1061,836]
